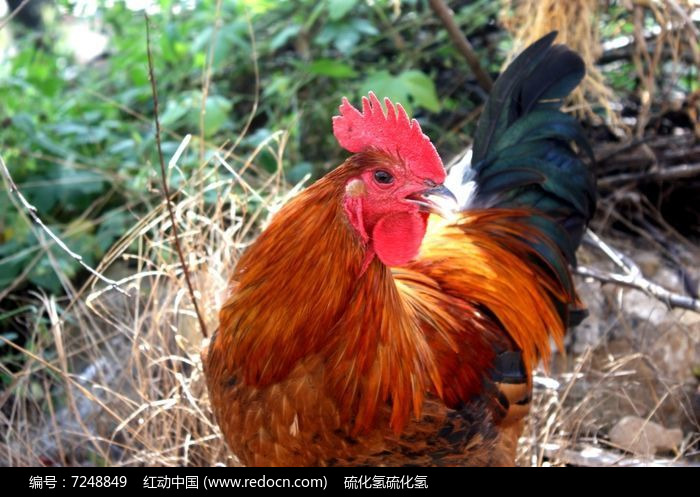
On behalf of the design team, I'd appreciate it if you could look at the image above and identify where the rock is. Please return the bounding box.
[569,279,608,354]
[620,288,669,327]
[635,252,661,279]
[649,320,700,384]
[672,309,700,329]
[609,416,683,456]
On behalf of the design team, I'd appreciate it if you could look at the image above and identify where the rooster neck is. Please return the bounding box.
[217,175,362,380]
[215,168,440,434]
[323,259,442,434]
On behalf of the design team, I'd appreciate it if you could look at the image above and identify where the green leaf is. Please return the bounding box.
[350,18,377,36]
[270,24,301,51]
[360,70,441,115]
[327,0,358,21]
[263,74,292,99]
[192,26,215,53]
[325,24,360,54]
[107,139,137,156]
[360,70,409,112]
[57,170,106,197]
[202,95,233,137]
[286,161,313,184]
[315,18,377,54]
[161,98,190,128]
[213,21,250,71]
[0,239,30,288]
[160,92,232,137]
[28,255,69,294]
[398,70,441,113]
[95,211,129,253]
[309,59,357,79]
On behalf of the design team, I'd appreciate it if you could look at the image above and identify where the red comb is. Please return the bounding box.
[332,92,445,182]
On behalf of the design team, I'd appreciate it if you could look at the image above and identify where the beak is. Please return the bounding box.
[407,184,459,218]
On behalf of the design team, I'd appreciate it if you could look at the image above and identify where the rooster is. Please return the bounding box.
[204,32,595,466]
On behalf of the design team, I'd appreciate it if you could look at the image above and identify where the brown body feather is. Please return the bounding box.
[204,158,573,466]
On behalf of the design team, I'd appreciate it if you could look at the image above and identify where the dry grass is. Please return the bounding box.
[517,235,700,466]
[500,0,616,123]
[2,131,697,466]
[0,129,308,466]
[500,0,700,130]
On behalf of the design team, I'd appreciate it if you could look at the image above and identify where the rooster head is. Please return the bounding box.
[332,92,455,268]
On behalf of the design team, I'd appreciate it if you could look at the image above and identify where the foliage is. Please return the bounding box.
[0,0,502,295]
[1,0,697,306]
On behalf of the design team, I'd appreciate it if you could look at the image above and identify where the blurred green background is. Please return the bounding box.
[0,0,511,296]
[1,0,698,305]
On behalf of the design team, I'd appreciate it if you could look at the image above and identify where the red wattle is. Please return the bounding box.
[372,212,427,267]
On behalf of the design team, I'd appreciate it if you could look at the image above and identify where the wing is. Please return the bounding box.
[392,209,574,448]
[413,211,571,373]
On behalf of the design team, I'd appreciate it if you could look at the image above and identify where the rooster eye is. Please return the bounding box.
[374,170,394,185]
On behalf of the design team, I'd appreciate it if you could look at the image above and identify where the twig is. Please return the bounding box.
[667,0,700,39]
[370,2,406,51]
[598,162,700,187]
[541,442,700,467]
[594,138,646,164]
[198,0,223,164]
[145,15,209,339]
[0,0,32,31]
[428,0,493,92]
[577,230,700,313]
[0,155,129,296]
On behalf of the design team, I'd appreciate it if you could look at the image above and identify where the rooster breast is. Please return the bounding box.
[204,346,526,466]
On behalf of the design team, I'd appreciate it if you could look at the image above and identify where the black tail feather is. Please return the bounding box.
[468,32,596,326]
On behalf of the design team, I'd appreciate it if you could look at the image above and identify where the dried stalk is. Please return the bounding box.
[145,15,209,339]
[428,0,493,92]
[0,155,128,296]
[577,229,700,313]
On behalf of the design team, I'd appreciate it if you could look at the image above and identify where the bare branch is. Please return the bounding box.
[0,0,32,32]
[0,155,129,296]
[145,14,209,339]
[598,162,700,187]
[578,230,700,313]
[428,0,493,92]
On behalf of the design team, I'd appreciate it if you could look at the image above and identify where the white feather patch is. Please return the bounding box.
[445,148,478,210]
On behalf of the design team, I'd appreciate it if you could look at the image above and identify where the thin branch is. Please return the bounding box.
[370,2,406,51]
[428,0,493,92]
[667,0,700,39]
[0,155,128,296]
[145,15,209,339]
[198,0,223,164]
[0,0,32,31]
[541,442,700,467]
[598,162,700,187]
[594,138,646,164]
[577,230,700,313]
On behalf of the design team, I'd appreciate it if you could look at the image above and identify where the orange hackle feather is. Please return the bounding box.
[417,210,571,373]
[213,161,445,437]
